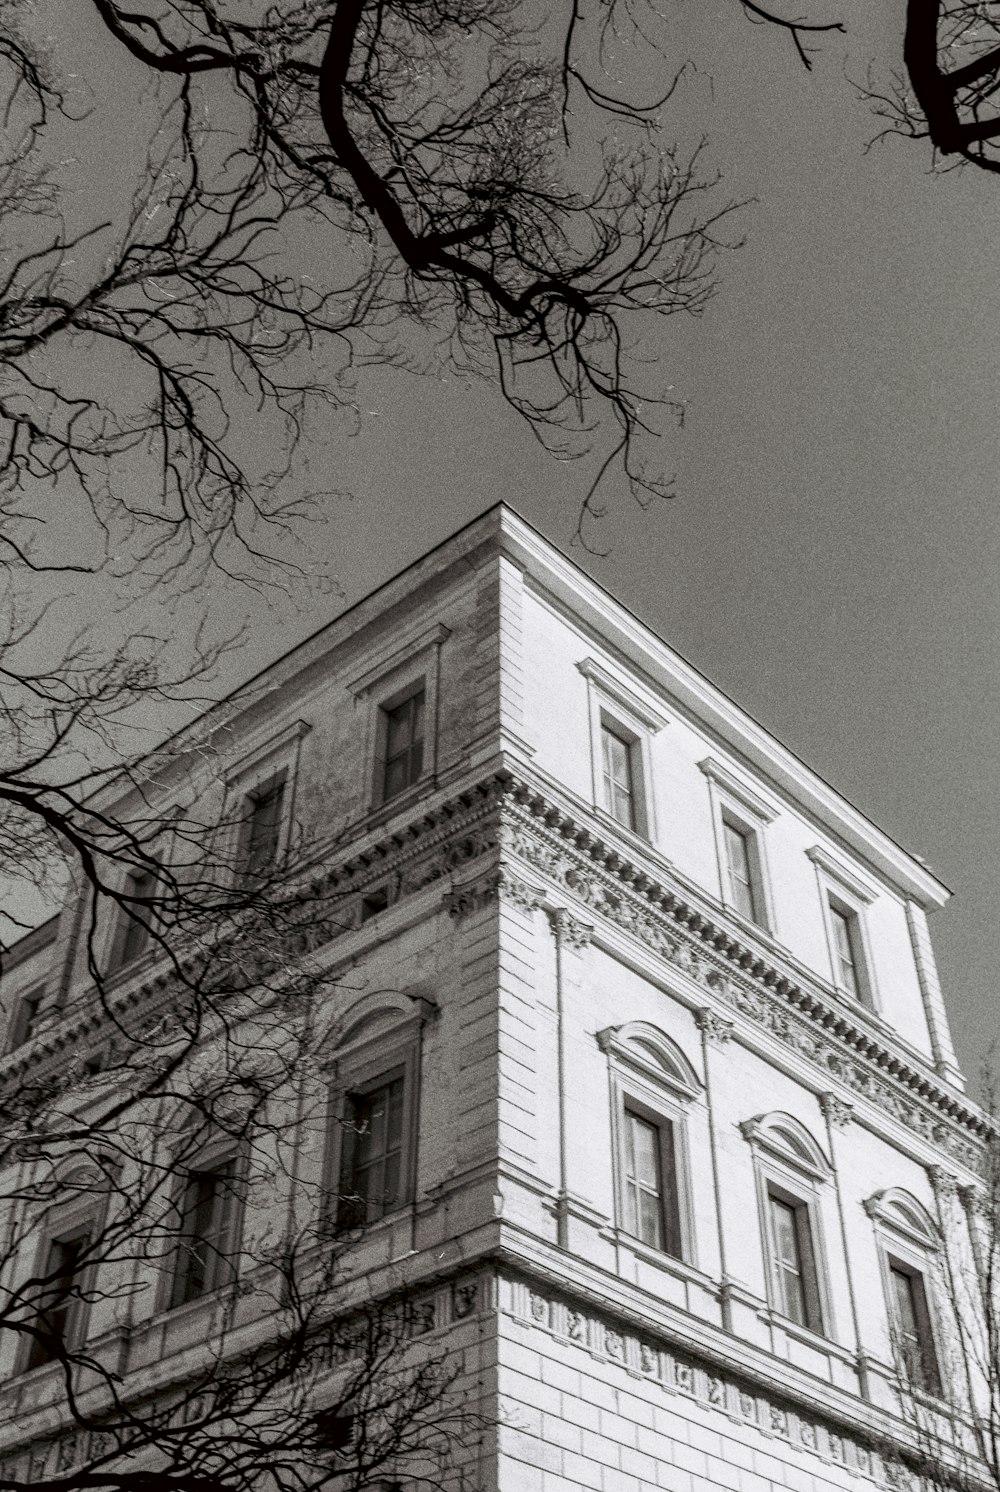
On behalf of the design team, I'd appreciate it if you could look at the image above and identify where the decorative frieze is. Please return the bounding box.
[820,1092,855,1129]
[5,769,989,1177]
[508,1277,890,1481]
[502,791,988,1173]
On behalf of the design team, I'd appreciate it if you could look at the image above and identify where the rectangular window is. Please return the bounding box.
[622,1107,682,1258]
[767,1189,821,1331]
[6,985,43,1053]
[169,1158,239,1309]
[25,1231,91,1371]
[338,1075,406,1228]
[828,901,862,1000]
[601,723,636,830]
[241,771,287,876]
[109,867,159,971]
[889,1260,941,1393]
[723,818,759,923]
[381,691,425,803]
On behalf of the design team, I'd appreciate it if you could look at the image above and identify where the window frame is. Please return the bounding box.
[577,656,669,845]
[324,995,429,1237]
[238,767,289,878]
[163,1137,247,1313]
[17,1195,102,1377]
[865,1188,944,1398]
[106,864,161,974]
[349,624,450,816]
[807,845,880,1011]
[598,1022,700,1267]
[885,1255,942,1396]
[699,757,778,935]
[223,718,310,883]
[376,682,427,805]
[5,983,44,1054]
[741,1112,835,1341]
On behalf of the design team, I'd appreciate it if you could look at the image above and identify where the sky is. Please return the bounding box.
[220,0,997,1085]
[12,2,998,1087]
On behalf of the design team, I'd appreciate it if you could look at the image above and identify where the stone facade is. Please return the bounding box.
[0,505,989,1491]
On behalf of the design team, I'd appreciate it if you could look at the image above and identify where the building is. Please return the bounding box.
[0,504,991,1491]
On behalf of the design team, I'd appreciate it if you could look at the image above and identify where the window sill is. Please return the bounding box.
[359,778,436,836]
[758,1306,850,1361]
[611,1228,712,1289]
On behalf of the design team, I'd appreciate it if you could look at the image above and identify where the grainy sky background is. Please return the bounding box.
[212,0,998,1084]
[17,2,999,1085]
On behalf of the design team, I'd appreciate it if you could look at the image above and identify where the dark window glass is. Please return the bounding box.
[829,903,862,999]
[768,1190,821,1331]
[243,772,287,876]
[170,1158,238,1308]
[114,867,159,968]
[622,1108,682,1257]
[601,724,635,830]
[25,1232,90,1371]
[890,1262,941,1393]
[724,820,758,923]
[7,986,43,1052]
[338,1077,405,1228]
[381,692,425,802]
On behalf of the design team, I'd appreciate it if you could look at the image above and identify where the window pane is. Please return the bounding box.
[829,905,861,999]
[890,1264,939,1391]
[623,1111,663,1249]
[116,868,159,967]
[769,1195,808,1326]
[341,1077,406,1225]
[245,775,286,874]
[26,1234,89,1370]
[172,1160,236,1307]
[601,726,635,830]
[382,692,426,801]
[724,821,757,922]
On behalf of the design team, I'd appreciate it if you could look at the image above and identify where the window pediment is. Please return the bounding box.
[740,1112,831,1181]
[597,1022,701,1098]
[863,1188,939,1249]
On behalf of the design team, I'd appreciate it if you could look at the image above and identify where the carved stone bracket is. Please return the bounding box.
[696,1007,734,1045]
[926,1164,959,1201]
[547,906,593,950]
[820,1093,854,1129]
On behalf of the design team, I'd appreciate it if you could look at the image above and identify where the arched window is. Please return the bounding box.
[598,1023,700,1264]
[740,1112,833,1337]
[326,992,432,1234]
[864,1188,942,1395]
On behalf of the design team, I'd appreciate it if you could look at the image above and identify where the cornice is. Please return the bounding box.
[498,772,988,1171]
[3,767,986,1176]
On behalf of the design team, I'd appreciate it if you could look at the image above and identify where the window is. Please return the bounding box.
[767,1188,821,1331]
[240,770,287,876]
[381,690,425,803]
[888,1258,941,1394]
[325,991,428,1240]
[578,657,667,842]
[24,1230,91,1371]
[598,1022,699,1265]
[828,902,862,1000]
[338,1075,405,1229]
[699,758,777,933]
[622,1106,682,1256]
[601,723,637,830]
[741,1112,833,1338]
[864,1189,943,1396]
[723,818,759,923]
[807,846,879,1008]
[108,866,159,972]
[169,1156,241,1308]
[6,985,43,1053]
